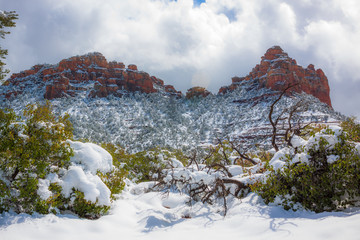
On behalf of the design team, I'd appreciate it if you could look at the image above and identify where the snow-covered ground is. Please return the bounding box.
[1,186,360,240]
[1,125,360,240]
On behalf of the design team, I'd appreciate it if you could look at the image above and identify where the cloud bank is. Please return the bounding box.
[1,0,360,117]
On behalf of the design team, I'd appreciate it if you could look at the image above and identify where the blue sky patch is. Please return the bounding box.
[171,0,205,7]
[221,8,237,22]
[193,0,206,6]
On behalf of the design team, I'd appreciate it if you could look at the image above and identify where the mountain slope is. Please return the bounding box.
[0,47,343,151]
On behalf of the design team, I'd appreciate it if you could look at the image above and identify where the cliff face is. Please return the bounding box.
[2,52,181,99]
[219,46,332,107]
[1,46,332,107]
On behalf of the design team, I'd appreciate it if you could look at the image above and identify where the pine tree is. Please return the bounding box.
[0,10,18,81]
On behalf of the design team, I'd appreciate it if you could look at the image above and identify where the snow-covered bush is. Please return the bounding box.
[253,125,360,212]
[147,141,264,215]
[102,143,187,183]
[154,162,250,215]
[0,102,73,214]
[341,117,360,142]
[0,103,126,219]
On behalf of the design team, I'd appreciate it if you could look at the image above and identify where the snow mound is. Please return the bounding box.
[268,147,292,171]
[61,166,111,206]
[61,141,113,205]
[67,140,113,174]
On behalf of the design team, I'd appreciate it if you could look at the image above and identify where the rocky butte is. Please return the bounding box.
[1,46,332,108]
[2,52,181,99]
[219,46,332,107]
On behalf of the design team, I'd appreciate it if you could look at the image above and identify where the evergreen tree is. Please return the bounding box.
[0,10,18,81]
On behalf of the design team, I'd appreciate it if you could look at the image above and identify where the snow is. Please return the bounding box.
[327,154,339,164]
[227,165,243,176]
[268,126,353,169]
[355,143,360,155]
[305,126,343,152]
[291,135,307,148]
[1,188,360,240]
[46,172,61,183]
[37,179,52,200]
[168,158,184,168]
[268,147,291,171]
[35,141,114,206]
[67,140,113,174]
[60,166,111,206]
[57,141,113,205]
[2,126,360,239]
[292,152,310,164]
[327,125,343,136]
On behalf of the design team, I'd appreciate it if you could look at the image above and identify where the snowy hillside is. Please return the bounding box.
[0,78,343,152]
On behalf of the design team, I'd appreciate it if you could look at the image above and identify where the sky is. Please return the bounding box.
[0,0,359,118]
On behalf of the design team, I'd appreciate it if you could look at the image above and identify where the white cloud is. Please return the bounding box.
[1,0,360,117]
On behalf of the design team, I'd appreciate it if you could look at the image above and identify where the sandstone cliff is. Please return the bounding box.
[3,52,181,99]
[219,46,332,107]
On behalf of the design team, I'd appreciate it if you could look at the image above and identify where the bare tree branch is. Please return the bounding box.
[228,140,258,165]
[207,163,233,178]
[269,83,299,151]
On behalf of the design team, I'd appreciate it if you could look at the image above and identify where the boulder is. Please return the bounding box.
[186,86,211,99]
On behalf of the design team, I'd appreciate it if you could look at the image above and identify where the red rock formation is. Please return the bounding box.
[127,64,138,71]
[2,52,181,99]
[44,75,70,99]
[2,48,332,106]
[219,46,332,107]
[186,86,211,99]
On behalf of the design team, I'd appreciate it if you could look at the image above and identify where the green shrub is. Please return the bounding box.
[70,190,110,219]
[0,102,73,214]
[341,117,360,142]
[252,126,360,212]
[204,140,233,166]
[0,102,126,218]
[98,168,127,200]
[102,143,187,182]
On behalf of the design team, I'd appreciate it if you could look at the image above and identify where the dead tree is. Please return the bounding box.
[186,150,200,170]
[227,139,258,166]
[153,139,255,216]
[154,172,250,216]
[283,98,312,148]
[268,84,312,152]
